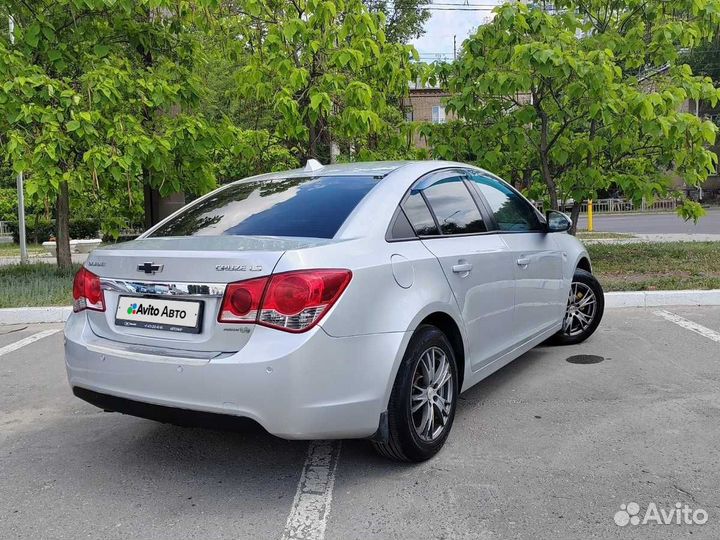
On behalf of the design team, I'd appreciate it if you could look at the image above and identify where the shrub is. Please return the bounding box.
[0,189,16,221]
[69,219,101,240]
[7,218,100,243]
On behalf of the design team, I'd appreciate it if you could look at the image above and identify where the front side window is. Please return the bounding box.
[422,176,486,235]
[149,175,379,239]
[466,172,543,232]
[431,106,446,124]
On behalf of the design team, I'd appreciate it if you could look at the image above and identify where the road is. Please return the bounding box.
[2,308,720,539]
[576,208,720,234]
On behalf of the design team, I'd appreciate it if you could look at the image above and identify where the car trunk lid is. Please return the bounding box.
[84,236,332,353]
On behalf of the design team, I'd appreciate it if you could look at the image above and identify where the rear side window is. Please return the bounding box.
[422,176,486,235]
[466,172,543,232]
[149,175,379,239]
[402,191,439,236]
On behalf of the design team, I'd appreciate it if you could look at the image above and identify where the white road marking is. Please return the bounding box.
[282,440,342,540]
[653,310,720,343]
[0,328,62,358]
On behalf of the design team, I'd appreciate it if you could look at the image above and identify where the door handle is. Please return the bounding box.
[516,257,531,266]
[452,263,473,274]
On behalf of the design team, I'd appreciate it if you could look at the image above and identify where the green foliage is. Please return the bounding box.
[234,0,419,161]
[0,188,17,221]
[423,1,720,223]
[364,0,430,43]
[6,218,100,243]
[0,0,223,242]
[6,220,54,244]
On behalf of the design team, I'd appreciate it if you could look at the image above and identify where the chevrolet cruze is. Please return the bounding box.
[65,160,604,461]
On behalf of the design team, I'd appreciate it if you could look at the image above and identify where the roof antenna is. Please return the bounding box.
[304,159,324,172]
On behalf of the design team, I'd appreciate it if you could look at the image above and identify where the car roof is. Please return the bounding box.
[232,160,490,186]
[242,161,410,181]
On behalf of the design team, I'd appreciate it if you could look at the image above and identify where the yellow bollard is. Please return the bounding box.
[587,199,593,232]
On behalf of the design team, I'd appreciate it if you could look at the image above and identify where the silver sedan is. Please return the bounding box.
[65,160,604,461]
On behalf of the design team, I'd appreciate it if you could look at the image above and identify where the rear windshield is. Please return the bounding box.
[149,175,380,239]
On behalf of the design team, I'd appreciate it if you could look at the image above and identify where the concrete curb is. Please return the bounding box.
[1,290,720,325]
[605,290,720,308]
[0,306,72,325]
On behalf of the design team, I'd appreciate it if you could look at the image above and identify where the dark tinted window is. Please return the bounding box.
[422,176,486,235]
[401,191,439,236]
[467,172,543,232]
[389,209,416,239]
[150,175,379,239]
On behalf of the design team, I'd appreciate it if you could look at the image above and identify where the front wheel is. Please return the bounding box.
[372,325,458,462]
[549,268,604,345]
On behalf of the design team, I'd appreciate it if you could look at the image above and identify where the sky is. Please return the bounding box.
[410,2,501,62]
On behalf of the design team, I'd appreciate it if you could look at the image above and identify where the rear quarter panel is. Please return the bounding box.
[273,237,464,338]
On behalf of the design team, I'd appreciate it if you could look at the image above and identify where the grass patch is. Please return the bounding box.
[576,231,633,240]
[0,243,48,257]
[0,263,80,308]
[587,242,720,291]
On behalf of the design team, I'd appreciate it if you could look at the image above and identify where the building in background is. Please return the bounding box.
[403,86,454,148]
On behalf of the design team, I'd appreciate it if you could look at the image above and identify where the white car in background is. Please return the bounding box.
[65,160,604,461]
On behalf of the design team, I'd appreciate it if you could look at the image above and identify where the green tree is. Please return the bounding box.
[684,33,720,82]
[0,0,221,267]
[235,0,418,163]
[364,0,430,43]
[423,1,720,232]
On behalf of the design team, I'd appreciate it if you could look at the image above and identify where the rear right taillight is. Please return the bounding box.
[72,267,105,313]
[217,269,352,332]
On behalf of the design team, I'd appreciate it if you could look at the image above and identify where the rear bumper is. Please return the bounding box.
[65,313,409,439]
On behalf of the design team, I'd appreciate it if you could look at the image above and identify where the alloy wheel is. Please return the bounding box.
[562,281,597,336]
[410,346,454,442]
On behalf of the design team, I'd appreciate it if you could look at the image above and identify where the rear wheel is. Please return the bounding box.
[372,325,458,462]
[549,268,604,345]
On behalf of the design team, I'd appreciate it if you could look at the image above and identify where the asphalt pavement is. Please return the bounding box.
[576,208,720,234]
[1,308,720,539]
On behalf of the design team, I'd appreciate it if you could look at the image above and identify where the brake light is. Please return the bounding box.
[218,276,269,323]
[72,267,105,313]
[218,269,352,332]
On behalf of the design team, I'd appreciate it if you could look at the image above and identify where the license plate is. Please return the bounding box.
[115,296,203,334]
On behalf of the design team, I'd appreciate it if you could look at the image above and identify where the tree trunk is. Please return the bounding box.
[143,180,185,228]
[308,120,318,160]
[55,180,72,270]
[568,202,582,236]
[535,104,558,211]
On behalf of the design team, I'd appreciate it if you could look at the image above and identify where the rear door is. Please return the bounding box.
[465,170,565,341]
[402,170,515,370]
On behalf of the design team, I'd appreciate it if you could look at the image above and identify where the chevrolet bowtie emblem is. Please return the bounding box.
[137,262,164,274]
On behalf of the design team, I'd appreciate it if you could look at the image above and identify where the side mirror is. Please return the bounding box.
[546,210,572,233]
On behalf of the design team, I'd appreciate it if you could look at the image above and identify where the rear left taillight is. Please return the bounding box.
[218,269,352,332]
[72,267,105,313]
[218,276,269,323]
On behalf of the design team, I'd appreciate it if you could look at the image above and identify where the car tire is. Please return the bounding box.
[549,268,604,346]
[372,324,458,462]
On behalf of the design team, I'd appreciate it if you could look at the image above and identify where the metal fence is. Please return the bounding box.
[575,198,680,213]
[533,197,685,214]
[0,221,11,236]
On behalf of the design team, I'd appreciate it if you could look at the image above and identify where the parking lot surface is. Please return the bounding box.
[1,307,719,539]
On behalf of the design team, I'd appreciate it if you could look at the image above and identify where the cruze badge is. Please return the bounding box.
[215,264,263,272]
